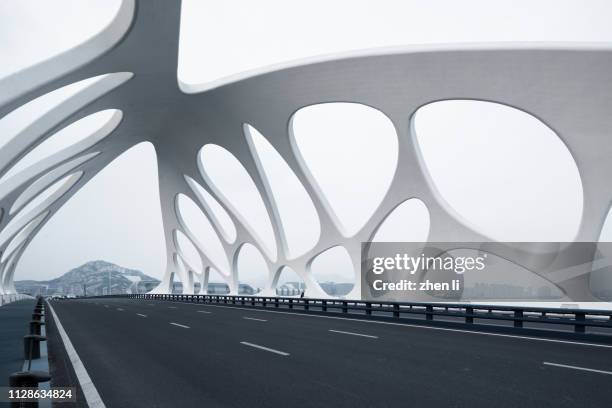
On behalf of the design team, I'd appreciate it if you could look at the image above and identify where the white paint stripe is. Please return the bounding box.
[240,342,289,356]
[168,306,177,309]
[116,308,124,311]
[170,322,190,328]
[136,313,147,318]
[243,316,267,322]
[47,301,106,408]
[543,362,612,375]
[104,305,109,308]
[171,302,612,349]
[329,329,378,339]
[197,310,211,314]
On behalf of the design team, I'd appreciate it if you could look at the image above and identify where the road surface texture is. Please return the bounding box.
[48,298,612,408]
[0,299,35,387]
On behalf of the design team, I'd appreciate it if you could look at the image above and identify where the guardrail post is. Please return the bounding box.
[342,301,348,314]
[465,307,474,324]
[304,299,309,311]
[23,335,46,360]
[365,302,372,316]
[9,371,51,405]
[513,310,523,328]
[289,299,293,309]
[29,320,44,335]
[322,300,327,312]
[275,297,279,308]
[262,298,267,307]
[426,305,433,321]
[393,304,400,318]
[574,312,586,333]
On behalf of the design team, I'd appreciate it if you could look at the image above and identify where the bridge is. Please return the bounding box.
[42,295,612,407]
[1,0,612,406]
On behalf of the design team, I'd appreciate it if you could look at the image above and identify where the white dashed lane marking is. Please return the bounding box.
[243,317,267,322]
[240,342,289,356]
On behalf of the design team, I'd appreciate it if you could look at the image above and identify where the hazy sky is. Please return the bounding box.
[2,0,612,283]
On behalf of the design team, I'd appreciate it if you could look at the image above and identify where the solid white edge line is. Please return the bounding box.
[243,317,267,322]
[116,308,123,311]
[543,362,612,375]
[329,329,378,339]
[240,342,289,356]
[47,301,106,408]
[136,313,147,317]
[196,310,211,314]
[168,301,612,349]
[170,322,190,328]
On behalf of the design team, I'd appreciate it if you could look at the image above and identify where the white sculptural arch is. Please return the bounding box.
[1,1,611,301]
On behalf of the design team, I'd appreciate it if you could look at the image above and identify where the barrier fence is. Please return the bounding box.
[0,294,33,307]
[94,293,612,342]
[6,296,51,407]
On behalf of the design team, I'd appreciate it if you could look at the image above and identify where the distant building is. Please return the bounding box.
[171,282,256,295]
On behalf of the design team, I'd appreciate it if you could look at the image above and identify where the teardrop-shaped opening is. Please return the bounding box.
[447,249,564,301]
[0,72,132,181]
[1,211,48,264]
[0,75,104,151]
[198,144,277,260]
[0,109,122,186]
[10,152,99,215]
[174,229,203,274]
[413,99,583,242]
[371,198,430,242]
[275,266,304,297]
[245,124,320,259]
[173,253,195,294]
[236,243,268,294]
[0,171,82,247]
[291,102,398,237]
[184,175,237,243]
[175,193,230,275]
[309,246,355,297]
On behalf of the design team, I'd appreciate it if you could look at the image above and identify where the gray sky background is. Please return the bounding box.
[1,0,612,284]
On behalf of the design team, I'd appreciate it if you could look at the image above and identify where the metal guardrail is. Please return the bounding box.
[99,293,612,338]
[8,296,51,407]
[0,294,33,307]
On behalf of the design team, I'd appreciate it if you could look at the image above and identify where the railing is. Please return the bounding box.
[95,293,612,341]
[0,293,33,307]
[8,296,51,407]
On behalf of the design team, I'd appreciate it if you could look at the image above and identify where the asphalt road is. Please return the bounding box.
[48,298,612,408]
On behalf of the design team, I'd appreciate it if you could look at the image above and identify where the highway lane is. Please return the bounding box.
[49,298,612,408]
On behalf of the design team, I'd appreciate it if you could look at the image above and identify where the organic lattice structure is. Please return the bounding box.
[1,1,611,299]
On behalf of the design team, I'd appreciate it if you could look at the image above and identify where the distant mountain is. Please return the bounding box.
[15,260,160,296]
